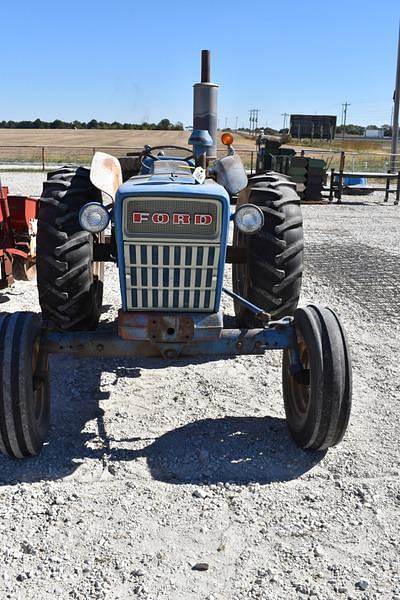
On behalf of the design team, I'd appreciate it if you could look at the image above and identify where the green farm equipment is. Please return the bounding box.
[256,135,326,201]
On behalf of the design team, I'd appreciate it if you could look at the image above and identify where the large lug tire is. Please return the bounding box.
[36,166,104,331]
[0,312,50,459]
[233,172,304,327]
[282,305,352,451]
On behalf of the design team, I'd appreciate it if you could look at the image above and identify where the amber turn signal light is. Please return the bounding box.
[221,132,234,146]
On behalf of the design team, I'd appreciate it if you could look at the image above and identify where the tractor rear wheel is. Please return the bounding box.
[0,312,50,458]
[233,173,304,327]
[282,305,352,450]
[36,166,104,331]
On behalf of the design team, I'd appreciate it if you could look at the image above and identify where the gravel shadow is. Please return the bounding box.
[0,357,323,486]
[0,411,323,487]
[137,416,324,485]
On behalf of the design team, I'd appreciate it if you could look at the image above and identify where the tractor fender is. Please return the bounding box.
[90,152,122,202]
[212,153,248,196]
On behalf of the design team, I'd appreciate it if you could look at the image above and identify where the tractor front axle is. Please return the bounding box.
[42,320,296,361]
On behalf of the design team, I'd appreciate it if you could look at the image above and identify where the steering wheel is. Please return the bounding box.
[142,145,194,162]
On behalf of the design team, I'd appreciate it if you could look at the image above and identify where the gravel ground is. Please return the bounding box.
[0,173,399,600]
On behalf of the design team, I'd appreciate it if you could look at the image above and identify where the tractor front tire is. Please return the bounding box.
[0,312,50,458]
[36,167,104,331]
[282,305,352,450]
[233,173,304,327]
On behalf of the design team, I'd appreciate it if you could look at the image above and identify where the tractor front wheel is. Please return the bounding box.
[282,305,352,450]
[0,312,50,458]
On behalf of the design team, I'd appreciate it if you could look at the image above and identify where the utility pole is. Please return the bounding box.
[235,116,238,131]
[249,109,260,135]
[390,23,400,172]
[342,101,350,141]
[340,105,344,136]
[281,112,289,130]
[254,109,260,133]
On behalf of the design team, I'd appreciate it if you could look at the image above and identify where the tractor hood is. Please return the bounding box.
[118,176,222,196]
[114,173,230,313]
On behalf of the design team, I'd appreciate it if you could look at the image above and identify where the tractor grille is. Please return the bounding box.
[124,243,220,311]
[122,195,223,312]
[125,197,219,239]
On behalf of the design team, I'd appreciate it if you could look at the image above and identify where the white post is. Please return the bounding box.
[390,23,400,172]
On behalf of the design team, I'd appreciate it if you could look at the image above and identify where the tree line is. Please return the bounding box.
[333,124,392,136]
[240,123,392,137]
[0,118,184,131]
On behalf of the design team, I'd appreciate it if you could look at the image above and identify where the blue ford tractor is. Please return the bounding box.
[0,51,351,459]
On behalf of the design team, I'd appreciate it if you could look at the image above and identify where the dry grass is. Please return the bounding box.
[1,129,396,172]
[295,137,391,153]
[0,128,256,150]
[288,138,396,172]
[332,138,391,153]
[0,129,256,168]
[0,129,190,148]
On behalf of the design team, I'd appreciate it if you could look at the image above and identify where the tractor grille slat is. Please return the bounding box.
[124,243,220,311]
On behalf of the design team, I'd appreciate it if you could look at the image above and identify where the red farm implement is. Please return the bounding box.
[0,179,38,289]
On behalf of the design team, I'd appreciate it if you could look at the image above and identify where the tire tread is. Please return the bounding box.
[233,171,304,326]
[37,166,103,331]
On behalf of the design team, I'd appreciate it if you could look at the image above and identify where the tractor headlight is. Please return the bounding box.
[79,203,110,233]
[234,204,264,234]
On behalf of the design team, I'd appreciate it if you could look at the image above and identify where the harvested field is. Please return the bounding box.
[0,130,257,168]
[0,129,192,148]
[0,173,399,599]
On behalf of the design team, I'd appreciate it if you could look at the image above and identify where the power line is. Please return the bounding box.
[281,112,289,130]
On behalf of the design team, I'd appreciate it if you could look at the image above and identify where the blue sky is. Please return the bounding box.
[2,0,399,129]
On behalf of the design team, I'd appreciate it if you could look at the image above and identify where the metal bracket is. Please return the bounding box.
[222,287,270,323]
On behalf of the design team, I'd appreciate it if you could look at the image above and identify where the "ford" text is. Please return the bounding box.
[132,212,213,225]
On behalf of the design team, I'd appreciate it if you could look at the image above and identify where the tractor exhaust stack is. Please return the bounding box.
[193,49,218,160]
[201,49,211,83]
